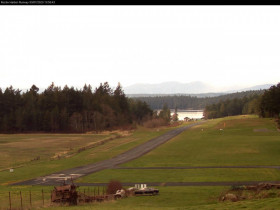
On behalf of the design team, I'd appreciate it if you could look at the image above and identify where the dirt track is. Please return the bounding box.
[14,122,204,186]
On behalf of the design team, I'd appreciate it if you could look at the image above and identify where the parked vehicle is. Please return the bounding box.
[129,184,159,196]
[114,189,126,199]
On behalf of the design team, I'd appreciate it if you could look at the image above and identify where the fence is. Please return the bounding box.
[0,189,50,210]
[0,186,107,210]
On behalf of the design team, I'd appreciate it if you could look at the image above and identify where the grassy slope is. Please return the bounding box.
[0,127,173,185]
[78,116,280,183]
[122,116,280,167]
[1,116,280,209]
[0,133,112,169]
[70,116,280,209]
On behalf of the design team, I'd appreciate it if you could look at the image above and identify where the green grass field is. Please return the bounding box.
[0,126,173,185]
[2,186,280,210]
[0,133,113,170]
[1,116,280,209]
[76,168,280,183]
[122,116,280,167]
[77,116,280,184]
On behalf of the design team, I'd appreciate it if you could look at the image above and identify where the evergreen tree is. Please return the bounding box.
[159,103,171,123]
[259,83,280,118]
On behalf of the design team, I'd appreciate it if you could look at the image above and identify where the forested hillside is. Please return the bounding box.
[203,95,261,119]
[0,82,277,133]
[203,83,280,124]
[134,90,264,110]
[259,83,280,119]
[0,82,152,133]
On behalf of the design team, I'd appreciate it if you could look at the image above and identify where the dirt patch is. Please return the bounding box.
[52,151,69,159]
[219,183,280,202]
[50,136,121,160]
[51,131,134,159]
[101,137,141,152]
[98,130,133,136]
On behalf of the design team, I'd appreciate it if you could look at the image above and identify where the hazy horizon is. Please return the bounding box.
[0,80,274,95]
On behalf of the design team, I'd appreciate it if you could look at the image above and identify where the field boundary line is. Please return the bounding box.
[113,166,280,169]
[73,181,280,187]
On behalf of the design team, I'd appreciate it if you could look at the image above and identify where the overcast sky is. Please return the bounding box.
[0,6,280,91]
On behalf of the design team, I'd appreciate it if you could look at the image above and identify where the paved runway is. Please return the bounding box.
[14,122,204,186]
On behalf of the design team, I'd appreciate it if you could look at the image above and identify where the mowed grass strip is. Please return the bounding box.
[77,116,280,184]
[77,168,280,183]
[0,126,174,185]
[121,116,280,167]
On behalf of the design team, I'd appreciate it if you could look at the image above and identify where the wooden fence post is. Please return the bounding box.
[42,189,44,206]
[9,191,11,210]
[50,190,52,204]
[20,191,23,210]
[29,190,32,207]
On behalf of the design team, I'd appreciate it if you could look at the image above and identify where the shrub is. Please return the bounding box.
[143,118,168,128]
[106,180,123,194]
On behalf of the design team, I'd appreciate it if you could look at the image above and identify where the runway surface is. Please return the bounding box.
[14,122,204,186]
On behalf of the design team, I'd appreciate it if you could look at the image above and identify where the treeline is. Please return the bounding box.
[259,83,280,119]
[203,95,261,119]
[204,83,280,122]
[0,82,153,133]
[134,90,265,110]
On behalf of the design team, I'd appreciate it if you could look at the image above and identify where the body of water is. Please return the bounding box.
[170,109,204,120]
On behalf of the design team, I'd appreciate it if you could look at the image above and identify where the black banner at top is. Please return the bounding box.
[0,0,278,5]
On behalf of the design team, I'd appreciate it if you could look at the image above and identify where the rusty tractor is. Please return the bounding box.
[51,182,78,205]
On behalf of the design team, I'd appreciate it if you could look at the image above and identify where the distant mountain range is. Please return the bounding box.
[124,81,274,96]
